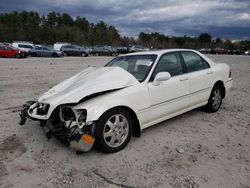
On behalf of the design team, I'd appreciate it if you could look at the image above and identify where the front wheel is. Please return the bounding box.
[205,85,223,112]
[95,108,132,153]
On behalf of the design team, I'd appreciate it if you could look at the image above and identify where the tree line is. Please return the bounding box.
[0,11,121,46]
[138,32,250,51]
[0,11,249,50]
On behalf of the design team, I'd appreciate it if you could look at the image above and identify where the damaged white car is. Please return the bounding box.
[20,49,233,153]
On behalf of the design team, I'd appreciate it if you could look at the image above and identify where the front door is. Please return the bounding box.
[146,52,189,125]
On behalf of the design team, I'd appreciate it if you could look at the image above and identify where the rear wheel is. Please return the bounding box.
[205,85,223,112]
[95,108,132,153]
[15,54,21,58]
[81,52,88,57]
[52,53,57,57]
[31,52,37,57]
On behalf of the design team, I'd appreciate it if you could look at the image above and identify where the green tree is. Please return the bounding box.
[198,33,212,43]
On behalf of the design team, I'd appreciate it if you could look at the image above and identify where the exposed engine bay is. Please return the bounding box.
[20,101,95,152]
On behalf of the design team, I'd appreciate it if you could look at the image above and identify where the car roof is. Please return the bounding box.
[119,48,215,66]
[120,49,200,56]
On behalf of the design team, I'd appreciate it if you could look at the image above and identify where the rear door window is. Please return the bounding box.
[42,47,50,51]
[181,51,210,72]
[35,47,42,50]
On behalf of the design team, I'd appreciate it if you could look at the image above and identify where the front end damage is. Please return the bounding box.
[19,101,95,152]
[18,67,139,152]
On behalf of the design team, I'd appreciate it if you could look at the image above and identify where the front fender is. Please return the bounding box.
[72,85,150,124]
[82,99,135,122]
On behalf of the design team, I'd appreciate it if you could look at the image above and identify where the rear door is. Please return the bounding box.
[6,47,15,57]
[180,51,213,106]
[42,47,51,56]
[69,45,77,55]
[0,46,6,57]
[62,45,71,55]
[36,47,43,56]
[146,52,189,123]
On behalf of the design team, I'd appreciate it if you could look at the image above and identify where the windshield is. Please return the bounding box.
[106,55,157,82]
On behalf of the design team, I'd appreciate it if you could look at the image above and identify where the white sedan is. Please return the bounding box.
[20,49,233,153]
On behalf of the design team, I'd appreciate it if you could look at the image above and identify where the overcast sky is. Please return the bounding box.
[1,0,250,39]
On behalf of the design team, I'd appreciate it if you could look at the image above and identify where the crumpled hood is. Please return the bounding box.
[38,66,139,106]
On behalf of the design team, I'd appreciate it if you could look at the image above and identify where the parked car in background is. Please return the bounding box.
[29,45,62,57]
[128,45,149,52]
[116,46,130,54]
[91,45,118,56]
[230,49,244,55]
[199,48,212,54]
[0,42,11,46]
[12,41,34,52]
[0,45,27,58]
[53,42,70,51]
[20,49,232,153]
[60,45,89,56]
[81,46,92,54]
[212,48,226,54]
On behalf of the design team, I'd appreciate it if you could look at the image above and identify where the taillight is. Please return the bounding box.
[229,68,232,78]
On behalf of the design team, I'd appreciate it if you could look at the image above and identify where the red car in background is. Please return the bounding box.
[0,45,27,58]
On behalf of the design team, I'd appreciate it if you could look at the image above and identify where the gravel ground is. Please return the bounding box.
[0,55,249,188]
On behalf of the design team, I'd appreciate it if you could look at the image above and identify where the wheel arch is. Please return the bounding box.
[213,80,226,98]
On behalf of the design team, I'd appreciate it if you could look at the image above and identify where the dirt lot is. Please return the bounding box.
[0,55,249,188]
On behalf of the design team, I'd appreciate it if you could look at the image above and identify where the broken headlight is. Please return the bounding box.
[36,103,50,115]
[60,106,76,121]
[76,109,87,127]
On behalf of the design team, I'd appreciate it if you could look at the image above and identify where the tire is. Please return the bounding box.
[15,54,21,58]
[205,85,223,112]
[81,52,88,57]
[63,52,67,56]
[95,53,99,56]
[31,52,37,57]
[52,53,57,57]
[95,108,133,153]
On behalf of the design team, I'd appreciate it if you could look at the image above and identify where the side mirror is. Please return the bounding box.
[153,72,171,86]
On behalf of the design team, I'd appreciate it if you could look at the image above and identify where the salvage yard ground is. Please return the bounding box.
[0,55,250,188]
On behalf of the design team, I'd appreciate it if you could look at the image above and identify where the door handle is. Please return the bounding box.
[179,77,188,81]
[207,70,213,74]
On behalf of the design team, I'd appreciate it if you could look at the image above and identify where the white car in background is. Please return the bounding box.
[53,42,70,51]
[20,49,233,153]
[12,41,34,52]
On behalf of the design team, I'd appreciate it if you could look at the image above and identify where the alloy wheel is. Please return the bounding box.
[211,89,222,110]
[103,114,129,148]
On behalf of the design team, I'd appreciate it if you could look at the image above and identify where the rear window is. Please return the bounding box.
[18,44,33,49]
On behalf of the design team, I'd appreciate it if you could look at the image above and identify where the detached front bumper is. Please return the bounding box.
[19,101,95,152]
